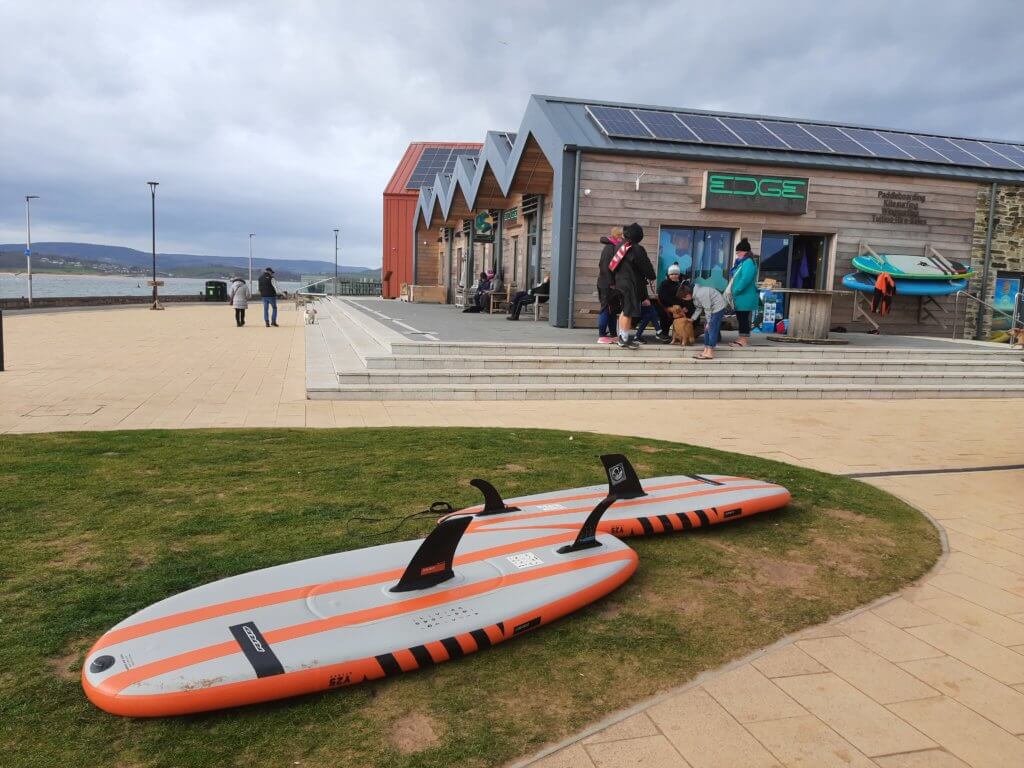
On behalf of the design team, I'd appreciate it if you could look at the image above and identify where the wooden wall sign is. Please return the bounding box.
[873,190,928,225]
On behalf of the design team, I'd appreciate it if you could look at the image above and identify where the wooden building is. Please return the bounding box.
[409,96,1024,336]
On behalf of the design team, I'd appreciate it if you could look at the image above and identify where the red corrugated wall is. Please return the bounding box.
[382,195,416,299]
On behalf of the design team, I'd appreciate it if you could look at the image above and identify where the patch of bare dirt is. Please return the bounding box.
[41,533,101,571]
[389,713,441,755]
[597,600,623,619]
[45,638,91,682]
[823,508,868,523]
[503,464,528,473]
[637,445,662,454]
[748,554,820,595]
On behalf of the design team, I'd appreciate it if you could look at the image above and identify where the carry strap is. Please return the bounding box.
[608,242,631,272]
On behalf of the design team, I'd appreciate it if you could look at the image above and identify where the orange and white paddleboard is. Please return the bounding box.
[82,498,636,717]
[444,455,791,538]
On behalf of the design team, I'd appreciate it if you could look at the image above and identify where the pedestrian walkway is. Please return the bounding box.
[1,304,1023,766]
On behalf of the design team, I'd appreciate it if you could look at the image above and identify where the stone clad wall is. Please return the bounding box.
[965,184,1024,338]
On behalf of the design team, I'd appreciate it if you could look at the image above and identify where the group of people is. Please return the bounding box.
[597,223,759,359]
[228,267,281,328]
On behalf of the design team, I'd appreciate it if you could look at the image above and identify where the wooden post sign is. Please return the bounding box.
[701,171,809,214]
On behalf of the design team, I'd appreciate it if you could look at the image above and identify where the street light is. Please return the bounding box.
[24,195,39,306]
[248,233,255,292]
[333,228,340,296]
[147,181,162,310]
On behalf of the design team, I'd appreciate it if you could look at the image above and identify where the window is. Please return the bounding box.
[657,227,734,291]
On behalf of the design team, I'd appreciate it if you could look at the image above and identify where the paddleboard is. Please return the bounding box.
[82,502,637,717]
[443,455,791,538]
[851,253,973,280]
[841,272,967,297]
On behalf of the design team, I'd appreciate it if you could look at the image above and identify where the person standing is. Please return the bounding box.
[610,222,656,349]
[258,267,279,327]
[596,227,623,343]
[228,277,250,327]
[729,238,759,347]
[679,281,726,360]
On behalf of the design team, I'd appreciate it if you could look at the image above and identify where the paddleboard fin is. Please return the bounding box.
[559,494,618,554]
[390,515,472,593]
[470,478,521,516]
[600,454,647,499]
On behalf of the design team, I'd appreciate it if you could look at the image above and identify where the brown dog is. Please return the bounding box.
[1009,327,1024,350]
[668,305,696,346]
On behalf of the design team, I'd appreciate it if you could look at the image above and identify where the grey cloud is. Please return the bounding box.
[1,0,1021,266]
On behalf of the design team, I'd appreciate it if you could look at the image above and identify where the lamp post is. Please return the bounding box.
[248,233,255,292]
[25,195,39,306]
[146,181,162,310]
[333,228,339,296]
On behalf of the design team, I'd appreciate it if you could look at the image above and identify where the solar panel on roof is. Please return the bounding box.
[800,124,870,156]
[841,128,913,159]
[877,132,950,163]
[677,114,738,144]
[719,118,789,149]
[993,143,1024,167]
[759,121,829,152]
[950,139,1021,169]
[588,106,652,138]
[914,135,986,166]
[634,110,699,141]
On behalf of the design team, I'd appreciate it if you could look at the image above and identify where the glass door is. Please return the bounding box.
[657,227,734,290]
[759,234,792,287]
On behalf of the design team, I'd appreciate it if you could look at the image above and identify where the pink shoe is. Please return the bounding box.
[598,336,615,344]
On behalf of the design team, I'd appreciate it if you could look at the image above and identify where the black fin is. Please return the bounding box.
[390,515,472,593]
[688,474,724,487]
[558,494,618,554]
[600,454,647,499]
[470,479,521,516]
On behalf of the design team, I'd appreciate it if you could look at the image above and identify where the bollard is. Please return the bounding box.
[0,308,5,372]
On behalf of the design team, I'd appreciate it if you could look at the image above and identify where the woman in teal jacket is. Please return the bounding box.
[729,238,759,347]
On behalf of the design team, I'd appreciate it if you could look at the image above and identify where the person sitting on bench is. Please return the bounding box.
[507,273,550,320]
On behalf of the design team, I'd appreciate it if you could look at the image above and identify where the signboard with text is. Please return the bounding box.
[702,171,809,214]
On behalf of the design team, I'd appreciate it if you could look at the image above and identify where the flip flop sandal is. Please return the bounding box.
[693,354,715,360]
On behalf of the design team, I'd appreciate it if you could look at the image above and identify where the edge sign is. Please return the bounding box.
[702,171,809,214]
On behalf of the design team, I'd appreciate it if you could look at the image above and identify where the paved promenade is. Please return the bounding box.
[2,305,1024,767]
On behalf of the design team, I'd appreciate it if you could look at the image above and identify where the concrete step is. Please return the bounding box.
[309,382,1024,401]
[336,369,1024,387]
[388,340,1019,361]
[365,353,1024,373]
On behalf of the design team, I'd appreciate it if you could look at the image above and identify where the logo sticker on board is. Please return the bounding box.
[610,463,626,484]
[507,552,544,569]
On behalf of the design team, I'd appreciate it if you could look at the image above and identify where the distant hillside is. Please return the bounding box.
[0,242,380,282]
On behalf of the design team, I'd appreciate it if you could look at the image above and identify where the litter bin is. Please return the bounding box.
[205,280,228,302]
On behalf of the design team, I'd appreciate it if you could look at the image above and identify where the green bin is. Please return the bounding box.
[205,280,228,302]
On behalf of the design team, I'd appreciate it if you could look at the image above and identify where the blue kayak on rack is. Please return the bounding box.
[842,272,967,297]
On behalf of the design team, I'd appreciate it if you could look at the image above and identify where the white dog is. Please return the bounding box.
[304,306,318,325]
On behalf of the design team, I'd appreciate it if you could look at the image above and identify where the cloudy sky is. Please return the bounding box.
[1,0,1020,267]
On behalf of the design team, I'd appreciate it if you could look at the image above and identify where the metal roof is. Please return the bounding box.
[415,95,1024,228]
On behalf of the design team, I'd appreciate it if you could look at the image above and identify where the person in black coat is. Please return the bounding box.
[596,227,623,342]
[507,274,550,320]
[610,222,656,349]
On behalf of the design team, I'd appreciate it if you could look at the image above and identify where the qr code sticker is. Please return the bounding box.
[507,552,544,569]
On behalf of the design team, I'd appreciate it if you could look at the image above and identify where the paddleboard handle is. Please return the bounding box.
[390,515,472,593]
[558,494,618,554]
[600,454,647,500]
[469,478,521,516]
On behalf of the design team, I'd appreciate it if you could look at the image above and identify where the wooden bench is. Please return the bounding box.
[489,285,515,314]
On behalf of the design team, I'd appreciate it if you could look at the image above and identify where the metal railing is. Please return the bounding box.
[298,277,381,297]
[952,290,1021,339]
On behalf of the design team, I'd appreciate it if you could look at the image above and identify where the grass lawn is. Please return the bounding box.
[0,428,940,768]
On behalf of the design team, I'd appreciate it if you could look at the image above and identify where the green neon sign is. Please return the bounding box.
[704,171,809,214]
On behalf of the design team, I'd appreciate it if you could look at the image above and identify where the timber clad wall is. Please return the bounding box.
[575,153,981,334]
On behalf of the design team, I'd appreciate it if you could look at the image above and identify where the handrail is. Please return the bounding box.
[952,289,1019,339]
[297,276,382,297]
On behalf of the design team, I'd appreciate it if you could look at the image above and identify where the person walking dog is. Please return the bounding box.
[258,267,279,327]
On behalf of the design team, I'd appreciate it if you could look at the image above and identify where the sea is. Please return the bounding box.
[0,273,301,300]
